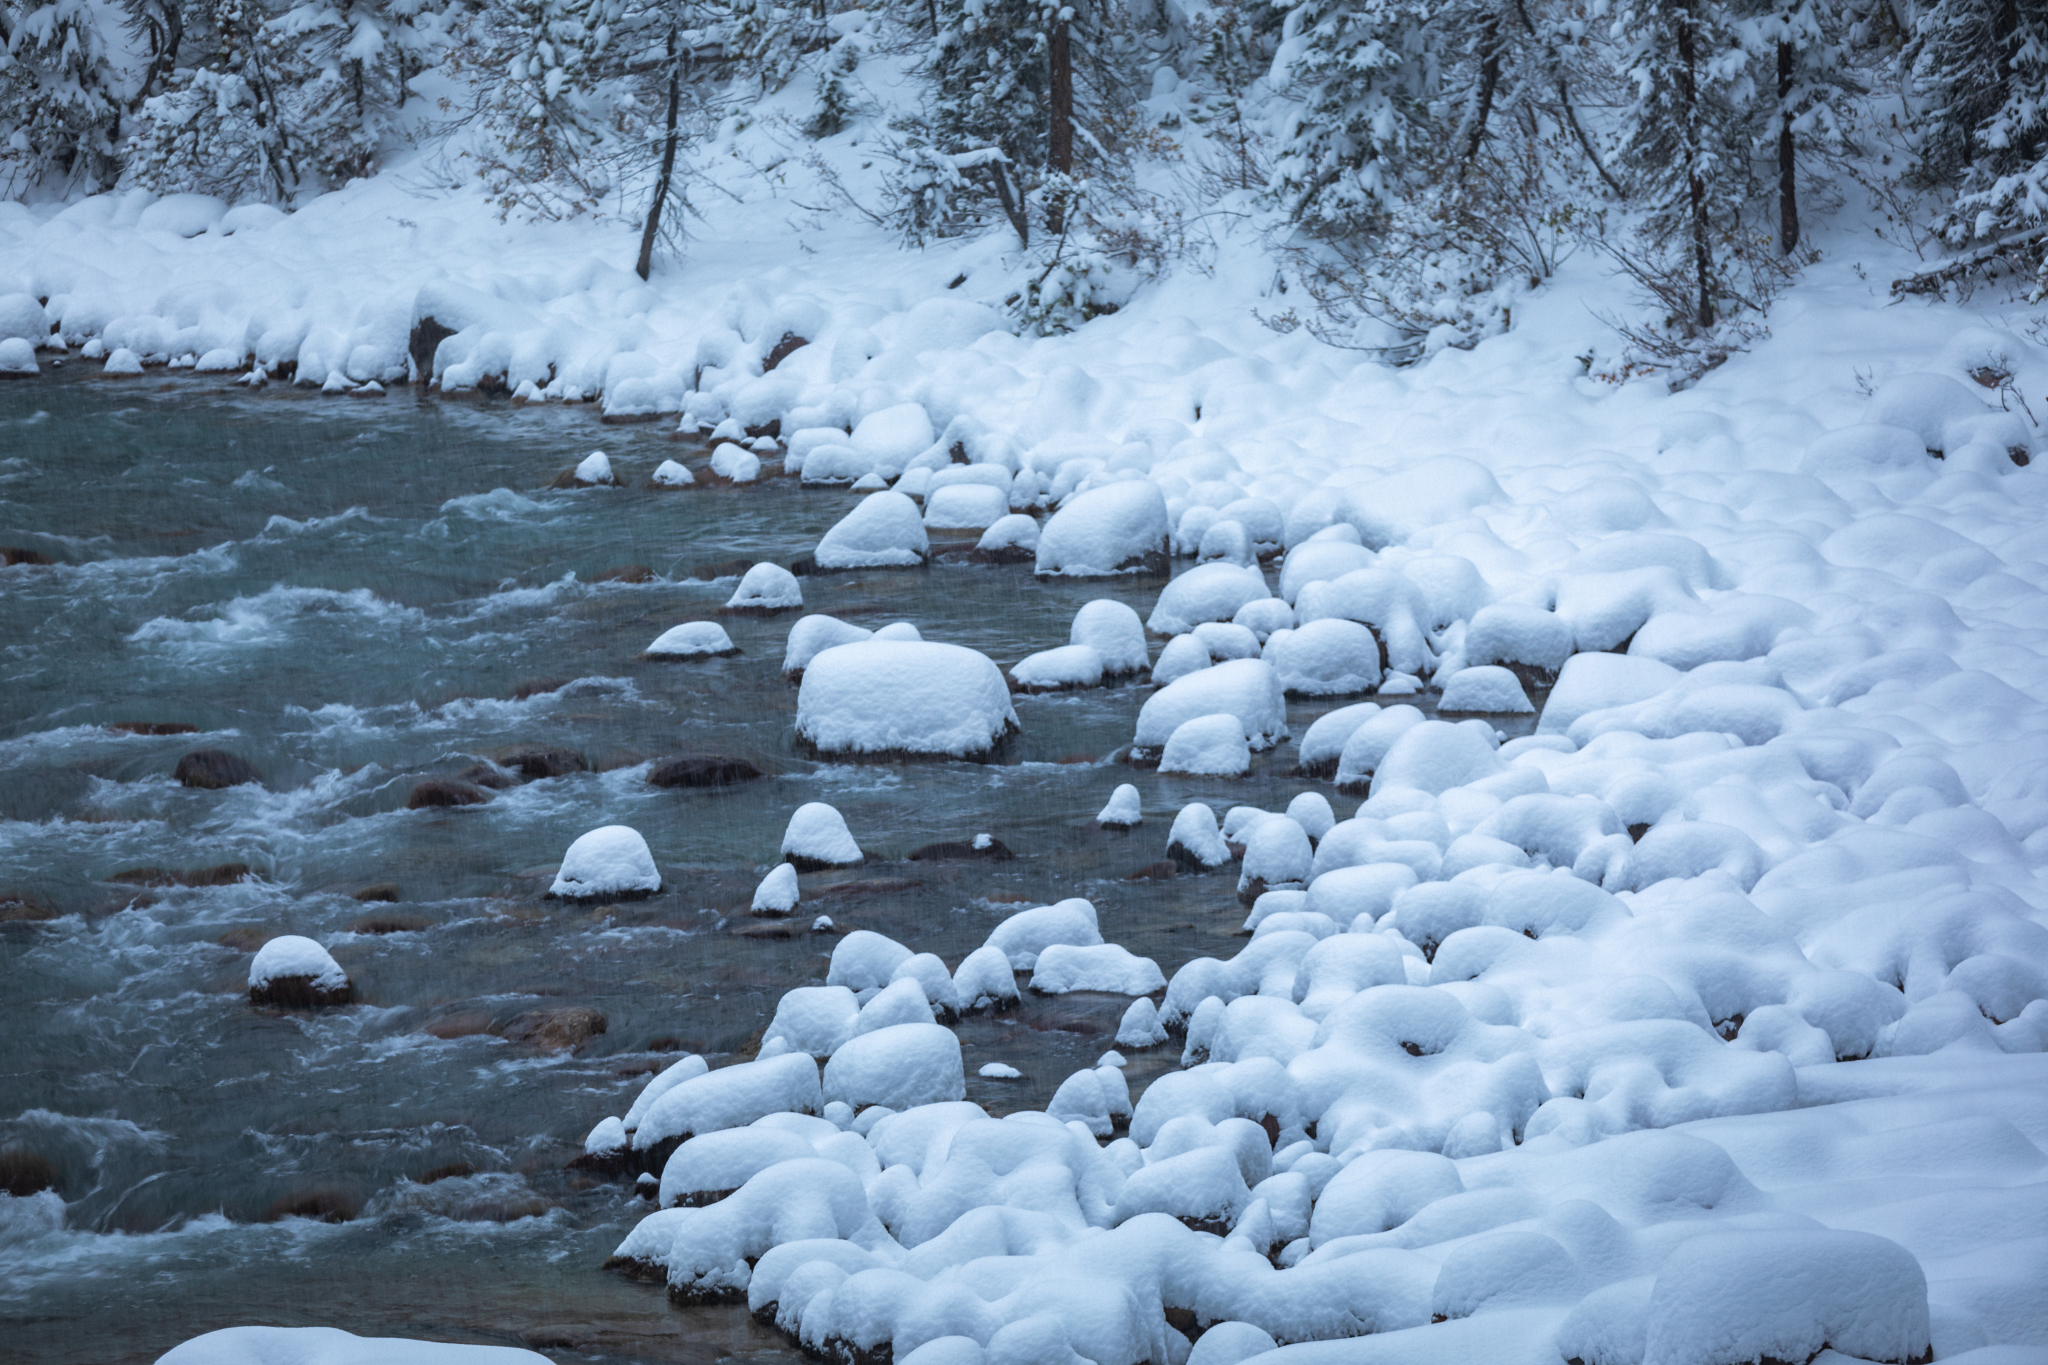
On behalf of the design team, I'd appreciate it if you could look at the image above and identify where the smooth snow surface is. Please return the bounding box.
[158,1327,551,1365]
[1071,599,1151,675]
[1135,659,1289,753]
[796,640,1017,757]
[783,614,872,675]
[1010,644,1106,692]
[1160,713,1253,777]
[549,825,661,898]
[247,935,346,991]
[0,337,36,374]
[1035,481,1171,576]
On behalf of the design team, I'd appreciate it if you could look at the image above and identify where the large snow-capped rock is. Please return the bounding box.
[782,614,872,676]
[813,491,929,569]
[781,802,863,870]
[159,1327,551,1365]
[796,640,1018,758]
[644,621,738,658]
[1262,618,1382,696]
[1159,713,1252,777]
[1071,599,1149,675]
[1147,562,1271,635]
[1010,644,1105,693]
[726,562,803,613]
[550,825,662,899]
[1134,658,1288,754]
[1035,481,1171,576]
[248,935,352,1008]
[822,1022,965,1110]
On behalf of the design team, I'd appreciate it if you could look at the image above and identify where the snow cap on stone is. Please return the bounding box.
[796,640,1017,758]
[728,562,803,611]
[814,491,929,569]
[645,621,736,657]
[551,825,661,898]
[781,802,863,868]
[751,862,800,916]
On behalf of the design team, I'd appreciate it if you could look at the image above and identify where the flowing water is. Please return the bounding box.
[0,371,1470,1363]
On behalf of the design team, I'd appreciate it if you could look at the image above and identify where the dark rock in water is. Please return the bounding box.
[510,677,571,700]
[109,863,253,888]
[107,721,200,736]
[647,754,768,789]
[761,333,808,372]
[810,878,916,900]
[408,316,455,382]
[458,762,517,790]
[1627,822,1651,843]
[729,920,798,940]
[452,1191,553,1222]
[594,564,655,584]
[174,748,261,790]
[407,779,490,809]
[351,883,401,903]
[423,1011,494,1040]
[2,547,54,567]
[646,1036,687,1052]
[497,746,588,781]
[347,914,430,935]
[261,1190,358,1224]
[216,927,270,953]
[969,543,1036,566]
[744,419,782,439]
[908,838,1016,862]
[688,558,754,582]
[496,1006,607,1053]
[0,893,59,923]
[1126,861,1179,881]
[0,1149,58,1197]
[250,975,354,1009]
[419,1162,476,1184]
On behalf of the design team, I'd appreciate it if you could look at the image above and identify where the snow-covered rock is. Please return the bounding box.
[1296,702,1382,778]
[1166,802,1232,869]
[1071,599,1150,675]
[814,491,929,569]
[726,562,803,613]
[782,614,871,675]
[1464,602,1573,678]
[1097,783,1142,828]
[822,1023,964,1110]
[1438,663,1534,713]
[1031,944,1166,995]
[0,294,48,346]
[925,484,1009,529]
[796,641,1018,758]
[1147,562,1271,635]
[1159,713,1253,777]
[0,337,37,375]
[569,451,618,487]
[1134,659,1288,754]
[985,898,1103,970]
[651,458,696,488]
[159,1327,551,1365]
[248,935,352,1007]
[1035,481,1171,575]
[976,513,1040,561]
[711,442,762,482]
[751,863,800,916]
[644,621,738,658]
[103,347,145,376]
[781,803,863,870]
[1010,644,1105,693]
[761,987,859,1057]
[1238,814,1313,902]
[550,825,662,899]
[1263,619,1383,696]
[1152,634,1213,686]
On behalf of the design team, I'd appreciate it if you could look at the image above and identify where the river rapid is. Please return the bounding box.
[0,371,1472,1364]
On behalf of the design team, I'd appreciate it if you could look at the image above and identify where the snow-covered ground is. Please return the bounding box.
[11,74,2048,1365]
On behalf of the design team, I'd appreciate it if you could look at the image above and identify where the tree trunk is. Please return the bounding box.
[1777,39,1798,253]
[989,160,1030,247]
[1463,14,1502,167]
[1047,13,1074,235]
[636,28,683,283]
[1677,0,1713,329]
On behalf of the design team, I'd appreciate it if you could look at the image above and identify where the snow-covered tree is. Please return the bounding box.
[1609,0,1756,330]
[0,0,127,193]
[127,0,309,199]
[929,0,1061,168]
[465,0,629,214]
[1265,0,1447,236]
[269,0,453,186]
[1750,0,1853,252]
[1911,0,2048,245]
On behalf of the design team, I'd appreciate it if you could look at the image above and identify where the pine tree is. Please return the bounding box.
[1265,0,1447,237]
[1609,0,1756,330]
[1912,0,2048,245]
[0,0,126,193]
[270,0,453,186]
[1750,0,1853,252]
[129,0,307,199]
[930,0,1059,169]
[465,0,628,215]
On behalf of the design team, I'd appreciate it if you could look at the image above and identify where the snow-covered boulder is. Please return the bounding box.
[986,898,1103,970]
[0,294,48,346]
[103,348,145,376]
[159,1327,551,1365]
[0,337,36,376]
[1238,816,1313,903]
[1031,944,1166,995]
[1010,644,1105,693]
[1263,619,1382,696]
[1167,802,1232,870]
[1373,719,1504,795]
[566,452,618,487]
[644,621,738,658]
[796,641,1018,758]
[823,1023,965,1111]
[1035,481,1171,576]
[975,513,1040,562]
[781,802,864,870]
[1152,634,1212,686]
[751,863,800,916]
[1464,602,1572,680]
[1333,704,1426,792]
[550,826,662,899]
[631,1052,823,1156]
[1134,659,1288,754]
[761,987,859,1057]
[1071,599,1149,675]
[1097,783,1142,828]
[248,935,352,1008]
[953,944,1022,1013]
[782,615,871,676]
[651,458,696,488]
[1147,562,1271,635]
[1296,702,1381,778]
[1159,714,1252,777]
[925,484,1009,530]
[726,562,803,613]
[814,491,929,569]
[1438,664,1534,713]
[710,443,761,483]
[1118,997,1170,1047]
[1286,791,1336,842]
[828,930,914,993]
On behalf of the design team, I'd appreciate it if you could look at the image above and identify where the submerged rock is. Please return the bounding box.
[497,1006,608,1053]
[174,748,261,790]
[496,746,588,781]
[106,721,199,736]
[0,1149,58,1197]
[907,836,1015,862]
[407,779,491,810]
[259,1191,359,1224]
[351,883,401,902]
[646,754,767,788]
[248,935,353,1008]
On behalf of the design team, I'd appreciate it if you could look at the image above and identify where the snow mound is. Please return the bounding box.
[0,293,47,346]
[986,898,1103,970]
[1438,664,1534,713]
[925,484,1009,530]
[550,825,662,899]
[103,348,145,375]
[823,1023,965,1110]
[248,935,350,1006]
[0,337,36,375]
[1167,802,1232,870]
[782,802,864,870]
[631,1052,823,1155]
[645,621,738,658]
[571,452,618,486]
[814,491,930,569]
[1010,644,1105,693]
[1263,619,1383,696]
[652,458,696,488]
[158,1326,551,1365]
[783,614,871,675]
[1031,944,1166,995]
[1135,659,1288,754]
[976,513,1040,559]
[1148,562,1272,635]
[1464,603,1573,676]
[752,863,800,917]
[1097,783,1142,828]
[796,641,1018,758]
[1071,599,1150,675]
[728,562,803,613]
[1035,481,1171,576]
[1153,634,1212,685]
[711,442,762,483]
[1160,713,1253,776]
